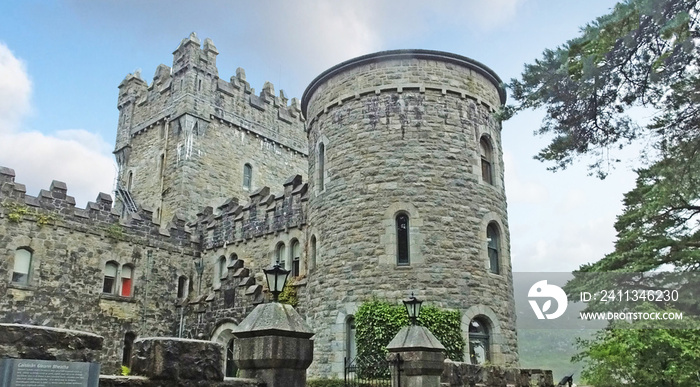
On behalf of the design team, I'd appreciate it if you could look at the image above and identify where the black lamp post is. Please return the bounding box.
[264,261,290,302]
[403,292,423,325]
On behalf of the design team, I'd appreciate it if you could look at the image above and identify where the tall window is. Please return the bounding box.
[122,332,136,367]
[310,236,317,269]
[275,243,287,270]
[487,223,500,274]
[243,163,252,190]
[396,213,410,266]
[469,318,491,365]
[318,143,325,191]
[103,262,119,294]
[290,240,301,277]
[177,275,189,298]
[120,265,133,297]
[127,171,134,191]
[218,256,227,280]
[12,248,32,285]
[480,137,493,185]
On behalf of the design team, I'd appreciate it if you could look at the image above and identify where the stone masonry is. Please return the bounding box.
[1,35,521,380]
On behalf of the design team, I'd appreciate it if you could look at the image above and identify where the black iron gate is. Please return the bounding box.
[344,353,401,387]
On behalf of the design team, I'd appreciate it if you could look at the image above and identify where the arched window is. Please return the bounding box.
[177,275,189,298]
[225,338,237,377]
[230,253,238,262]
[122,332,136,367]
[218,256,227,280]
[120,265,133,297]
[487,223,500,274]
[469,318,491,365]
[346,316,356,360]
[310,236,317,269]
[103,262,119,294]
[12,248,32,285]
[243,163,252,190]
[396,213,410,266]
[127,171,134,191]
[318,143,325,191]
[480,137,493,185]
[275,243,287,270]
[290,239,301,277]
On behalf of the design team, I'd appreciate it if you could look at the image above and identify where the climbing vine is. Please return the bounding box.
[355,299,465,363]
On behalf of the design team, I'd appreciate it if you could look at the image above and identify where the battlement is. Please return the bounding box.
[192,174,308,251]
[115,32,306,155]
[0,166,194,251]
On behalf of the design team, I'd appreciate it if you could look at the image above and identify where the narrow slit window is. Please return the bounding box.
[243,163,252,190]
[318,143,325,191]
[291,240,301,277]
[310,236,317,268]
[480,137,493,185]
[396,213,410,266]
[487,223,500,274]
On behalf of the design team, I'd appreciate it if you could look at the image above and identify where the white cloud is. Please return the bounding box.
[0,43,114,208]
[0,43,32,134]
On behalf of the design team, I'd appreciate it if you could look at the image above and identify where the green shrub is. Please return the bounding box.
[355,299,465,363]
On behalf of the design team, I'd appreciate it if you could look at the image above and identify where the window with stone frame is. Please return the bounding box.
[480,137,493,185]
[120,265,133,297]
[396,213,410,266]
[487,223,500,274]
[218,256,228,280]
[103,261,119,294]
[243,163,253,190]
[177,275,189,298]
[275,242,287,270]
[469,317,491,365]
[12,248,32,285]
[122,332,136,367]
[290,239,301,277]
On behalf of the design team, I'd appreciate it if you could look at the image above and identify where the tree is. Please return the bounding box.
[508,0,699,178]
[509,0,700,385]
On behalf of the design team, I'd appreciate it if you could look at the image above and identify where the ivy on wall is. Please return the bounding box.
[354,299,465,363]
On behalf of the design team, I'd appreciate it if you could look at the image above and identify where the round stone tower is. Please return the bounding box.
[301,50,516,377]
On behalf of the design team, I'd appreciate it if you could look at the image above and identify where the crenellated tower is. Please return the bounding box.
[113,33,307,224]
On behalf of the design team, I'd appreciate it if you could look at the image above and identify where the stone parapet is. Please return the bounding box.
[193,175,308,251]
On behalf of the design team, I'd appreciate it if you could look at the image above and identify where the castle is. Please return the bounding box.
[0,33,517,378]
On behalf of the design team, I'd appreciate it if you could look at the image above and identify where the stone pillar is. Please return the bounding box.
[387,325,446,387]
[232,302,314,387]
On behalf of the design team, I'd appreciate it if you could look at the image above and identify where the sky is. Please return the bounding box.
[0,0,641,272]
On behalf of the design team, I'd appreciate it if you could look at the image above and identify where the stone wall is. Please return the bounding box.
[441,360,554,387]
[301,50,517,377]
[0,167,196,374]
[179,176,310,345]
[114,33,307,222]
